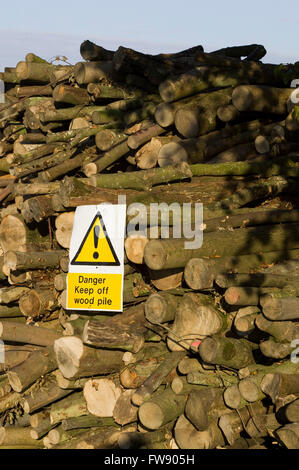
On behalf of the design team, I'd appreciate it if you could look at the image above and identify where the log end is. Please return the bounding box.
[184,258,213,290]
[138,401,163,430]
[143,240,167,271]
[54,336,83,379]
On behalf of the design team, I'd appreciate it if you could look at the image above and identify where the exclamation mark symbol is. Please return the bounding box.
[93,224,100,260]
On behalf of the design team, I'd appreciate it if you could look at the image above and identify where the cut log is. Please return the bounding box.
[184,249,299,290]
[166,293,224,351]
[7,348,57,392]
[174,88,232,138]
[217,104,241,122]
[232,85,293,114]
[52,84,90,106]
[185,387,229,431]
[19,287,58,319]
[159,66,242,102]
[224,286,277,306]
[113,389,138,425]
[261,373,299,404]
[0,426,44,448]
[80,40,114,62]
[255,314,299,343]
[0,321,61,346]
[223,384,249,409]
[89,161,192,191]
[218,402,265,445]
[50,391,88,425]
[82,319,144,353]
[275,423,299,449]
[127,123,164,150]
[54,336,124,379]
[260,295,299,321]
[74,61,115,84]
[0,215,50,253]
[83,378,122,417]
[4,250,65,273]
[144,222,299,270]
[199,336,255,369]
[138,386,189,430]
[283,399,299,423]
[238,376,266,403]
[61,415,117,431]
[131,351,185,406]
[148,268,184,291]
[174,414,225,449]
[30,410,56,439]
[95,129,127,151]
[145,292,180,324]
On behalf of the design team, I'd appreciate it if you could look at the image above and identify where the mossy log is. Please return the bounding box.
[82,319,144,353]
[131,351,185,406]
[144,222,299,270]
[199,335,255,369]
[232,85,293,114]
[184,249,299,290]
[50,391,88,425]
[89,161,192,191]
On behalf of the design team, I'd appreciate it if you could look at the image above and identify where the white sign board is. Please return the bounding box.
[67,204,126,312]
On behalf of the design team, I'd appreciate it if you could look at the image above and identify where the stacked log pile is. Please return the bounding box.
[0,41,299,449]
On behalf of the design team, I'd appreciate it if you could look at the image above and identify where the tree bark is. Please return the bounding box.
[82,319,144,353]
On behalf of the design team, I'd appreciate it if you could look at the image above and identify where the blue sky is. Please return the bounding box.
[0,0,298,69]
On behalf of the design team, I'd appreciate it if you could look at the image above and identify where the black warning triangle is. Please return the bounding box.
[70,212,120,266]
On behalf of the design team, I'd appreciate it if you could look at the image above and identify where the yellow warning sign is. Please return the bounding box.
[67,272,123,311]
[71,212,120,266]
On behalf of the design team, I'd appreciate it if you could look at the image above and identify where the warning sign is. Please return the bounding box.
[66,204,126,312]
[71,212,120,266]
